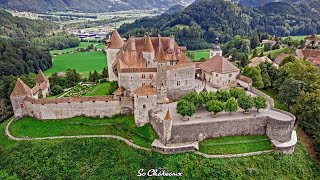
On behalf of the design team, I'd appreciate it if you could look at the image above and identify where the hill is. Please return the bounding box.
[0,0,194,13]
[0,10,56,38]
[231,0,312,7]
[119,0,320,49]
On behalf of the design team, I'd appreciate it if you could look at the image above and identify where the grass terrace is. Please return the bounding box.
[264,47,295,59]
[199,135,273,155]
[50,42,97,55]
[45,51,106,78]
[187,49,210,61]
[84,81,118,96]
[9,116,157,148]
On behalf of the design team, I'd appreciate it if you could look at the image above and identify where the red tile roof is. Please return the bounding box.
[143,34,155,52]
[10,78,31,97]
[37,70,49,85]
[306,33,320,41]
[164,110,171,121]
[237,74,253,84]
[198,55,239,73]
[112,87,126,95]
[108,30,124,49]
[133,85,157,96]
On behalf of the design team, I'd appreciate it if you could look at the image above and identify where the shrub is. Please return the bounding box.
[230,88,246,99]
[216,90,232,102]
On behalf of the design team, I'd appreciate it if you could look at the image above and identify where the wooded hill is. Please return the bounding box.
[0,0,194,13]
[119,0,320,50]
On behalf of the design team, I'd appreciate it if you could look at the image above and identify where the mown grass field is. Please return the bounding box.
[84,81,118,96]
[200,135,272,155]
[0,117,320,179]
[286,34,320,41]
[10,116,156,148]
[45,51,106,78]
[187,49,210,61]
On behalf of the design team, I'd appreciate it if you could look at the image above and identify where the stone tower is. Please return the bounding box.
[210,38,222,58]
[10,78,31,119]
[143,34,156,68]
[156,51,167,104]
[163,109,173,144]
[106,30,124,81]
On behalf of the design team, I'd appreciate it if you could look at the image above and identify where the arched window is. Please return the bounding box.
[143,105,146,109]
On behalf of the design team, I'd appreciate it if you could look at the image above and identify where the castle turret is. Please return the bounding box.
[156,51,168,104]
[210,38,222,58]
[106,30,124,81]
[10,78,31,119]
[143,34,156,68]
[163,109,173,144]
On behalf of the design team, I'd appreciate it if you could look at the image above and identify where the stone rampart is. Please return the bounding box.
[149,110,166,143]
[22,96,128,120]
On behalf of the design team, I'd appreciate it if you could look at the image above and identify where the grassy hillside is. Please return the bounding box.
[84,81,118,96]
[45,51,106,78]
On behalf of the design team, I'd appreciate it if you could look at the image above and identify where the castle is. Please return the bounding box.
[10,30,297,155]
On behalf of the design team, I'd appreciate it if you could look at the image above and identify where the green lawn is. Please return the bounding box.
[200,135,272,155]
[45,51,106,78]
[50,42,96,55]
[10,116,156,148]
[286,34,320,41]
[187,49,210,61]
[260,88,288,111]
[1,117,320,179]
[84,81,118,96]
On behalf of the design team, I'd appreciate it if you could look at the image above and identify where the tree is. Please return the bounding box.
[51,85,64,96]
[199,92,216,105]
[176,100,196,117]
[225,98,238,113]
[65,69,81,86]
[278,78,305,110]
[206,100,224,115]
[254,96,267,112]
[102,67,108,79]
[230,88,246,99]
[216,90,231,102]
[279,55,296,67]
[243,66,264,88]
[238,95,254,113]
[182,92,202,107]
[250,34,260,49]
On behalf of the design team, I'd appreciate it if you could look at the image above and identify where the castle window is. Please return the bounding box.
[142,74,146,79]
[177,81,181,86]
[150,74,153,79]
[170,61,174,65]
[229,74,232,77]
[20,103,24,109]
[143,105,146,109]
[216,74,219,77]
[142,83,145,86]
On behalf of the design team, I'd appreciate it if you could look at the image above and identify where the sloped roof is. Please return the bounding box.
[37,70,49,84]
[10,78,31,97]
[198,55,239,73]
[108,30,124,49]
[164,110,171,121]
[112,86,126,96]
[306,33,320,41]
[237,74,253,84]
[275,54,290,65]
[133,85,157,96]
[248,56,273,67]
[143,34,155,52]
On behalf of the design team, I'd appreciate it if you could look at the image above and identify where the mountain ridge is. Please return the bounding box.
[0,0,194,12]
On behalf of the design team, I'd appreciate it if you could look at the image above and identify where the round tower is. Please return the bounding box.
[106,30,124,81]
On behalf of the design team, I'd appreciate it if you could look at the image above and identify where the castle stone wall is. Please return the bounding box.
[119,72,157,92]
[149,110,166,143]
[24,99,121,120]
[134,94,157,126]
[166,66,195,100]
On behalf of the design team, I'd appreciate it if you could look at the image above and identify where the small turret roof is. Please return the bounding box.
[164,110,171,121]
[108,30,124,49]
[144,34,155,52]
[10,78,31,97]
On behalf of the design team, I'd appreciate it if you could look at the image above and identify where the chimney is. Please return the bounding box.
[170,34,174,50]
[131,36,136,51]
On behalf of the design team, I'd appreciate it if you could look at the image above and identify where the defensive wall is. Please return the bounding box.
[20,96,133,120]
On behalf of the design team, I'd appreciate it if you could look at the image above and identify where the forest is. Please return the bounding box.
[118,0,320,49]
